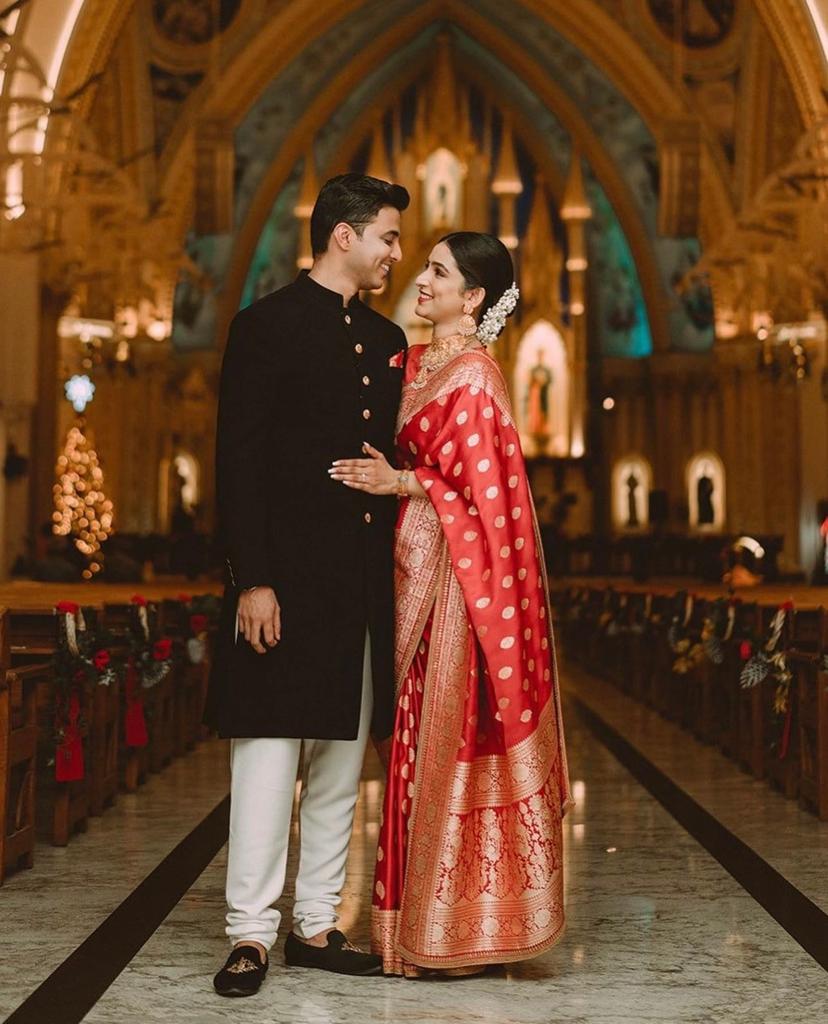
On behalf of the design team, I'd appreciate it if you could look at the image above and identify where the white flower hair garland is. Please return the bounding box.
[477,282,520,343]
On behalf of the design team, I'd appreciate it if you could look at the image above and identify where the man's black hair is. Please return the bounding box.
[310,173,410,256]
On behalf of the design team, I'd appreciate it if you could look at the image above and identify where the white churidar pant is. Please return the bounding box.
[225,633,373,949]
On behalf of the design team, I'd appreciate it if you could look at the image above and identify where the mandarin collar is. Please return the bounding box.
[294,270,362,311]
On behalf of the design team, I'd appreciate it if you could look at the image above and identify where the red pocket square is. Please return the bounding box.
[388,350,405,369]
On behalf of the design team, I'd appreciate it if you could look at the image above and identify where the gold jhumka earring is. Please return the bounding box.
[457,308,477,336]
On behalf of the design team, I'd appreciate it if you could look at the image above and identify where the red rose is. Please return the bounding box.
[781,600,794,612]
[93,649,111,671]
[190,614,208,635]
[177,593,192,604]
[56,601,80,615]
[739,641,753,661]
[131,595,148,607]
[153,638,173,661]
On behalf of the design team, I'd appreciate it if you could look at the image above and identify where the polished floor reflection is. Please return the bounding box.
[2,664,827,1023]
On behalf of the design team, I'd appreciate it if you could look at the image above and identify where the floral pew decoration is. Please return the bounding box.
[739,600,795,758]
[669,596,747,675]
[53,601,121,782]
[175,593,221,666]
[123,595,175,749]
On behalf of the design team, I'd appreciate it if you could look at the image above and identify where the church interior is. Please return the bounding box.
[1,1,828,1021]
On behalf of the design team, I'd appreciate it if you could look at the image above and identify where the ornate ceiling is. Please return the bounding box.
[1,0,826,350]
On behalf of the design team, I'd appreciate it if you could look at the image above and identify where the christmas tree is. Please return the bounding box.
[52,422,115,579]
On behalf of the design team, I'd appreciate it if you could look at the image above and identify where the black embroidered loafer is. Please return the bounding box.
[284,929,383,976]
[213,945,268,997]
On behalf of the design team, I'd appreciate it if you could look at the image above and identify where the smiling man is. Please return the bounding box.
[206,173,410,996]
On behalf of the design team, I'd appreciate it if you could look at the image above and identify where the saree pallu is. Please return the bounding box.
[372,347,573,976]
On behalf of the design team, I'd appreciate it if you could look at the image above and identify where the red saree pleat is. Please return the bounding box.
[373,613,431,976]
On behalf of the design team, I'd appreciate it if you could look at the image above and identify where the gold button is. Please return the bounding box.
[344,314,352,325]
[364,512,372,524]
[362,375,370,386]
[355,343,363,354]
[362,408,371,420]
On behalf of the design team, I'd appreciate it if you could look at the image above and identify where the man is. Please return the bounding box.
[206,174,409,997]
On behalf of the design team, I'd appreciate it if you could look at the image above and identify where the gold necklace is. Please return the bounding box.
[412,332,478,388]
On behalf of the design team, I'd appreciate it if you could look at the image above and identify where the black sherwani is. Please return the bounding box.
[204,272,406,740]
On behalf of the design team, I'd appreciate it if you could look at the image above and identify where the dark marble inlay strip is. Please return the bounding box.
[3,796,230,1024]
[572,696,828,974]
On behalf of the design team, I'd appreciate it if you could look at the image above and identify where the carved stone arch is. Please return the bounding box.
[217,18,672,349]
[752,0,828,126]
[159,0,733,300]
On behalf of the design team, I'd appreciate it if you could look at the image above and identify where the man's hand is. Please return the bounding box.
[238,587,281,654]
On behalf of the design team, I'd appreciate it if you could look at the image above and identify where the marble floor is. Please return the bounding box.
[2,663,827,1024]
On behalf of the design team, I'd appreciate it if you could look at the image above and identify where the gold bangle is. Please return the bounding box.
[396,470,410,496]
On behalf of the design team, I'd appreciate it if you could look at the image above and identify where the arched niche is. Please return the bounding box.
[422,147,465,233]
[612,455,652,531]
[686,451,726,531]
[513,319,570,457]
[158,451,201,532]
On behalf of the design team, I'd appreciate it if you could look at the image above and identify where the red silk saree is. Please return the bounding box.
[372,344,572,976]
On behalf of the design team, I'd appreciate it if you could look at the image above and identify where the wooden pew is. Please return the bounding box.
[0,608,42,883]
[650,591,689,720]
[7,608,91,847]
[793,609,828,818]
[763,607,803,800]
[80,608,121,818]
[736,604,768,780]
[713,601,759,759]
[103,602,175,785]
[160,600,208,757]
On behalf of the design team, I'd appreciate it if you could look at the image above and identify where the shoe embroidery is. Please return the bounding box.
[341,938,366,953]
[227,956,260,974]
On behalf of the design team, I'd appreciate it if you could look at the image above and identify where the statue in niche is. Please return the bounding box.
[424,148,461,232]
[153,0,241,45]
[696,462,715,525]
[626,470,640,528]
[647,0,735,50]
[525,349,552,446]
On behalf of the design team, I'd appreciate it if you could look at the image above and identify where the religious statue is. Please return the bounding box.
[626,470,640,528]
[525,348,552,447]
[696,462,715,525]
[424,148,461,232]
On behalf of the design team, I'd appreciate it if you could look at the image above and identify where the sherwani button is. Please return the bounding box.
[364,512,372,524]
[355,343,363,354]
[362,375,370,386]
[362,409,371,420]
[345,314,352,324]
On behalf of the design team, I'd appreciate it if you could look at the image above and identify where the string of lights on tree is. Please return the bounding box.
[53,374,114,579]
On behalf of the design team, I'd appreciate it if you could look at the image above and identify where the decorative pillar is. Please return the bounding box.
[491,118,522,251]
[294,152,318,270]
[560,152,592,459]
[194,120,235,236]
[367,121,392,182]
[0,253,41,577]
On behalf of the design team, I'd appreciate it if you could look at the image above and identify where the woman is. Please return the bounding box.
[330,232,572,976]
